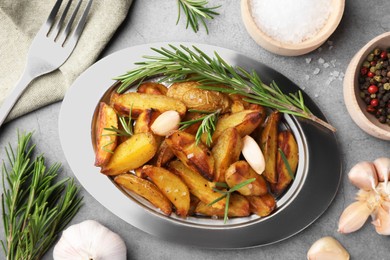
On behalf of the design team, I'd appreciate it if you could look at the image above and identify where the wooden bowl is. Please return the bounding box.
[241,0,345,56]
[344,32,390,140]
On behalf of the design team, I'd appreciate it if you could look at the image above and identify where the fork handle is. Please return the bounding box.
[0,71,34,128]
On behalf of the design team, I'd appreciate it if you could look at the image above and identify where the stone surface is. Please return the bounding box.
[0,0,389,259]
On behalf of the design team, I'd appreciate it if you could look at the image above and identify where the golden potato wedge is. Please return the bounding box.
[180,112,203,135]
[166,131,214,181]
[168,160,225,209]
[167,81,231,113]
[225,161,268,196]
[195,194,250,217]
[247,194,276,217]
[211,128,242,182]
[260,111,281,184]
[230,100,246,113]
[271,130,299,195]
[101,132,158,175]
[137,82,168,95]
[114,174,172,215]
[202,110,263,144]
[112,92,187,118]
[134,109,160,134]
[94,102,118,167]
[134,167,147,179]
[142,165,190,216]
[152,140,176,167]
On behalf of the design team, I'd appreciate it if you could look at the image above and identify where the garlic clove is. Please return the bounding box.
[338,201,373,234]
[53,220,126,260]
[241,135,265,175]
[373,157,390,187]
[348,161,378,191]
[307,236,350,260]
[151,110,180,136]
[372,204,390,235]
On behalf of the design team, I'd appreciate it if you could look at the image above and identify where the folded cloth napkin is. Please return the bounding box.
[0,0,133,122]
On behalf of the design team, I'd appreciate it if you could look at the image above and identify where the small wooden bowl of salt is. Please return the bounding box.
[241,0,345,56]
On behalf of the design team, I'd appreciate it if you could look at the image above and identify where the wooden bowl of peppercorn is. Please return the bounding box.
[344,32,390,140]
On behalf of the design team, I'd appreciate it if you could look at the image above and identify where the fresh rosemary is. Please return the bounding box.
[114,45,336,132]
[103,106,134,137]
[176,0,220,33]
[1,132,82,260]
[278,148,295,180]
[208,178,256,223]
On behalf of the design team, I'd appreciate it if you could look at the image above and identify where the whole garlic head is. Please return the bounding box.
[53,220,126,260]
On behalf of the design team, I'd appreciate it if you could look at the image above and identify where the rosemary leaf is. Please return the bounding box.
[278,148,295,180]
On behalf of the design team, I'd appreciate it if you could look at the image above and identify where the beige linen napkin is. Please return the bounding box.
[0,0,132,122]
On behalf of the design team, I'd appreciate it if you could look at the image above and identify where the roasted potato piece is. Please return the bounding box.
[114,174,172,215]
[247,194,276,217]
[260,111,281,184]
[134,167,147,179]
[230,100,246,113]
[181,112,203,135]
[142,165,190,216]
[168,160,225,209]
[166,131,214,181]
[137,82,168,95]
[167,81,231,113]
[153,140,176,167]
[94,102,118,167]
[134,109,160,134]
[188,195,200,216]
[225,161,268,196]
[195,194,250,217]
[101,132,158,175]
[211,128,242,182]
[271,130,299,195]
[111,92,187,118]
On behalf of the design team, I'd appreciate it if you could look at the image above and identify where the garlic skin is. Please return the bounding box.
[373,157,390,186]
[151,110,180,136]
[338,201,372,234]
[307,236,350,260]
[241,135,265,175]
[53,220,126,260]
[372,205,390,235]
[348,161,378,191]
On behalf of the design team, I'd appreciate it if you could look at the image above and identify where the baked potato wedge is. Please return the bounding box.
[142,165,190,216]
[137,82,168,95]
[111,92,187,118]
[94,102,118,167]
[168,160,225,209]
[211,128,242,182]
[167,81,231,113]
[195,194,250,217]
[153,140,176,167]
[101,132,158,175]
[271,130,299,195]
[134,109,160,134]
[166,131,214,181]
[225,161,268,196]
[114,174,172,215]
[260,111,281,184]
[247,194,276,217]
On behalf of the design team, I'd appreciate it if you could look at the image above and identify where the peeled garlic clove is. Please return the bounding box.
[373,157,390,186]
[151,110,180,136]
[348,161,378,191]
[338,201,372,234]
[241,135,265,175]
[53,220,126,260]
[307,236,350,260]
[372,205,390,235]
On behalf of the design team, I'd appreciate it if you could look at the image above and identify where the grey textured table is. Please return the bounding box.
[0,0,389,259]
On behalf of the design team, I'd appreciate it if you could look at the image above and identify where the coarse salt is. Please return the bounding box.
[250,0,332,44]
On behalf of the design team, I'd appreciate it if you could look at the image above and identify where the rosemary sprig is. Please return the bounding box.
[114,45,336,132]
[278,148,295,180]
[103,105,134,137]
[179,109,220,145]
[1,132,82,260]
[176,0,220,33]
[208,178,256,223]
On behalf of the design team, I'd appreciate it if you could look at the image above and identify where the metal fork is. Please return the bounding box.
[0,0,93,127]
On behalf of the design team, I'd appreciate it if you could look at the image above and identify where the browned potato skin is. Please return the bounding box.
[260,111,281,184]
[101,132,158,175]
[211,128,242,182]
[188,195,200,216]
[114,174,172,215]
[134,109,160,134]
[166,131,215,181]
[168,160,225,210]
[225,161,268,196]
[167,81,231,113]
[111,92,187,118]
[95,103,118,167]
[195,194,250,217]
[153,140,176,167]
[134,167,147,179]
[247,194,276,217]
[137,82,168,95]
[271,130,299,195]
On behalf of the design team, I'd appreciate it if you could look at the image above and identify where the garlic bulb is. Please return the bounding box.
[307,236,350,260]
[348,161,378,191]
[338,201,372,234]
[373,157,390,186]
[53,220,126,260]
